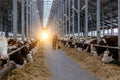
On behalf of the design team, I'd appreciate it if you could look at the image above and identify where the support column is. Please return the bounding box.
[0,1,3,36]
[81,17,83,36]
[97,0,100,44]
[72,0,75,37]
[26,0,29,40]
[85,0,88,38]
[31,1,34,38]
[60,1,63,37]
[30,0,32,38]
[118,0,120,60]
[13,0,18,39]
[102,5,105,36]
[65,0,67,37]
[62,0,65,37]
[21,0,25,40]
[68,0,71,37]
[110,1,113,35]
[78,0,80,37]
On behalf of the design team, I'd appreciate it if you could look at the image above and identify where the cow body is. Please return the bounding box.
[97,36,118,60]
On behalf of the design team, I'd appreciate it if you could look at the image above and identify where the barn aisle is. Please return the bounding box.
[44,43,100,80]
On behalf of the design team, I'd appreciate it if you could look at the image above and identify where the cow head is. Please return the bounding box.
[8,39,16,46]
[0,37,8,59]
[101,50,113,63]
[8,39,17,51]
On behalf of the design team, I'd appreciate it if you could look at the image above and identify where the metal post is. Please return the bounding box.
[13,0,18,39]
[28,0,31,39]
[62,0,65,37]
[78,0,80,37]
[81,17,83,36]
[68,0,71,38]
[59,8,62,37]
[80,18,82,36]
[85,0,88,38]
[0,2,3,37]
[97,0,100,44]
[118,0,120,60]
[31,1,34,38]
[60,2,63,37]
[110,1,113,35]
[26,0,29,40]
[72,0,75,37]
[21,0,25,40]
[65,0,67,37]
[30,0,32,38]
[102,5,105,36]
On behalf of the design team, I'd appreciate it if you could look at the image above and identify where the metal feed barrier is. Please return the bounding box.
[93,44,120,50]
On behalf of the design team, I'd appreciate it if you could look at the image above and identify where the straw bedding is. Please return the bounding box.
[62,47,120,80]
[8,46,50,80]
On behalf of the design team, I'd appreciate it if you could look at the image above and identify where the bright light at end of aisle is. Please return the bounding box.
[41,31,49,40]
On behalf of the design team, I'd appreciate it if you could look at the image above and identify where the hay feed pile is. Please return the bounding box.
[62,47,120,80]
[8,48,50,80]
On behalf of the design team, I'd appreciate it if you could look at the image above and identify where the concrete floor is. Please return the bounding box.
[44,43,100,80]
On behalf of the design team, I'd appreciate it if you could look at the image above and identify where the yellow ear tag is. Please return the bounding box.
[9,44,12,46]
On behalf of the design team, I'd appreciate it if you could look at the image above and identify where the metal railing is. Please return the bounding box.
[93,44,120,50]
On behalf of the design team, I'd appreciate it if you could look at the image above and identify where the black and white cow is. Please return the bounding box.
[82,38,97,53]
[1,38,34,68]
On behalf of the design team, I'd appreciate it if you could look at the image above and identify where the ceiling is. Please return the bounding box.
[0,0,118,33]
[37,0,118,31]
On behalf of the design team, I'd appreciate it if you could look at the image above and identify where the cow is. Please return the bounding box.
[21,45,33,62]
[9,51,25,67]
[82,38,97,53]
[65,37,79,48]
[8,38,17,52]
[60,38,68,47]
[74,39,85,51]
[1,38,33,68]
[97,36,118,60]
